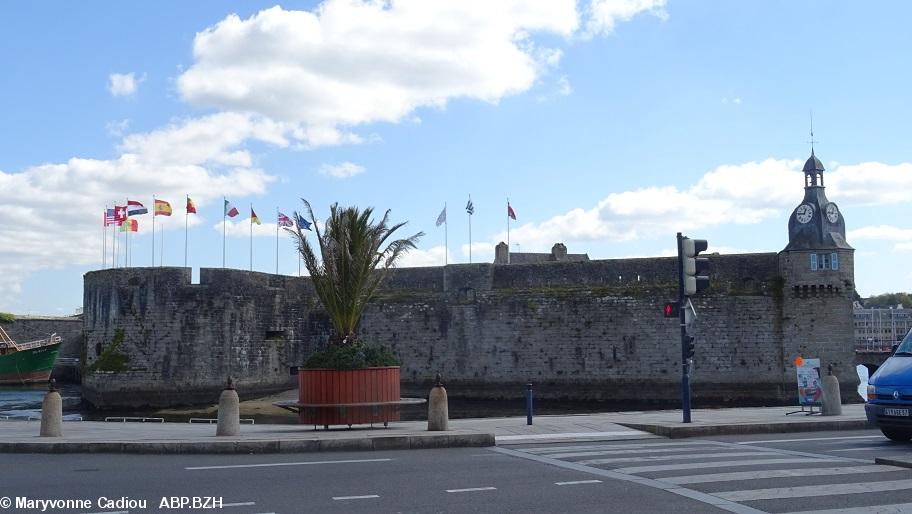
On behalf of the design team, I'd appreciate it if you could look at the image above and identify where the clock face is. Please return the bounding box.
[796,204,814,224]
[826,203,839,223]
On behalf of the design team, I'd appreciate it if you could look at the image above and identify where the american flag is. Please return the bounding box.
[277,212,294,227]
[104,208,117,226]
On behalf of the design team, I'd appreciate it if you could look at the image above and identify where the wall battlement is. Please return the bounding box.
[81,251,857,409]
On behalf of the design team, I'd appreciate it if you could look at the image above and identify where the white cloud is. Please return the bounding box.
[584,0,668,37]
[460,242,495,261]
[218,218,280,238]
[848,225,912,242]
[106,119,131,137]
[397,245,448,267]
[176,2,581,145]
[108,72,145,97]
[557,75,573,96]
[318,162,365,179]
[0,116,279,309]
[495,158,912,252]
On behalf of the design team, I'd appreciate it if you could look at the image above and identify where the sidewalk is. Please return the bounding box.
[0,404,870,454]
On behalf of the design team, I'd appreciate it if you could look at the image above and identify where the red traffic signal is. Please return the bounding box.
[663,301,680,318]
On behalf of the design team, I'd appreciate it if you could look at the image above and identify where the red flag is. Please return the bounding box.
[113,205,127,223]
[508,202,516,220]
[186,196,197,214]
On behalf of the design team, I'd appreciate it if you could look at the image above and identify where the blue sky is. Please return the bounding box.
[2,0,911,315]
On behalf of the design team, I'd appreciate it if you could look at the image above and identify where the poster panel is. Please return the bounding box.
[796,357,822,406]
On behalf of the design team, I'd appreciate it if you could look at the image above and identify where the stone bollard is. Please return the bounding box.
[216,377,240,436]
[40,379,63,437]
[428,373,449,431]
[821,366,842,416]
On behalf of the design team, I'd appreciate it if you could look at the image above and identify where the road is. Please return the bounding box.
[3,429,911,513]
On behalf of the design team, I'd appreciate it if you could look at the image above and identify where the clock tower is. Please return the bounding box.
[784,150,852,252]
[779,149,857,400]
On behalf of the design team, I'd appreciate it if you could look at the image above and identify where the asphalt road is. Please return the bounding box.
[3,428,911,513]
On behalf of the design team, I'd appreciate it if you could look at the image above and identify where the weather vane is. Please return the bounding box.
[808,109,818,153]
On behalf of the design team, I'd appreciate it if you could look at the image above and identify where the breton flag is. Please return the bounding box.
[465,198,474,215]
[113,205,127,223]
[251,208,262,225]
[295,213,313,231]
[277,212,294,227]
[436,206,447,227]
[186,197,197,214]
[154,199,172,216]
[508,202,516,220]
[119,219,138,232]
[104,208,117,226]
[224,200,239,218]
[127,200,148,216]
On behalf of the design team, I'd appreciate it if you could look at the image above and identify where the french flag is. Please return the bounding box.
[224,199,239,218]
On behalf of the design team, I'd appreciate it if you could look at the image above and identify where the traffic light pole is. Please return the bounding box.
[676,232,692,423]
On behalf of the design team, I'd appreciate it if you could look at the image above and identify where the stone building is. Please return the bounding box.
[494,242,589,265]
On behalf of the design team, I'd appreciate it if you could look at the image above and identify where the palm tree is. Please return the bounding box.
[289,200,424,345]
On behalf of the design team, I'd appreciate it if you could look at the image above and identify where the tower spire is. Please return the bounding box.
[808,109,817,154]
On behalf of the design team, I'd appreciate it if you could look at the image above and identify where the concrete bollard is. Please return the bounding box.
[216,377,240,436]
[428,373,449,431]
[821,371,842,416]
[40,379,63,437]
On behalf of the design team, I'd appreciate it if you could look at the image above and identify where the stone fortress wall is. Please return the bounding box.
[81,250,858,409]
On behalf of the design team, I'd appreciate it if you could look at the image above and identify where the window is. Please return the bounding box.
[811,253,838,271]
[810,254,818,271]
[831,253,839,270]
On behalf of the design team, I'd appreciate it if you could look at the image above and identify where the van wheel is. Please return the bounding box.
[881,428,912,442]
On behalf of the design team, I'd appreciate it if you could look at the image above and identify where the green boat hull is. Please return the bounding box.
[0,342,61,384]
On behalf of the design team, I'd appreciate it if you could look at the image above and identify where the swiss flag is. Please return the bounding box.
[113,205,127,222]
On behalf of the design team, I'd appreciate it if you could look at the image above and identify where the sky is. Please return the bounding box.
[2,0,912,315]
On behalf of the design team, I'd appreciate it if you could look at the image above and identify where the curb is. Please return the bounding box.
[0,433,495,454]
[618,419,873,438]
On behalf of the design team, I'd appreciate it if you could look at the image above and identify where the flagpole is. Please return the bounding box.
[160,220,164,267]
[275,207,280,275]
[250,203,253,272]
[468,195,472,264]
[507,197,510,265]
[444,202,448,292]
[112,207,117,268]
[184,194,189,268]
[152,195,156,267]
[102,208,107,269]
[222,196,226,268]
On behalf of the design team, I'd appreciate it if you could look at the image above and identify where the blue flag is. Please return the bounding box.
[296,213,312,231]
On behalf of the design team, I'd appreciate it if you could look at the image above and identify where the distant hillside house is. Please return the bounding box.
[493,242,590,265]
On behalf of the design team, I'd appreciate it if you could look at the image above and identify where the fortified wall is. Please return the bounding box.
[81,252,858,409]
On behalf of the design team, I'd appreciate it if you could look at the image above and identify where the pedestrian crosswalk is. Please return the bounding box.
[507,441,912,514]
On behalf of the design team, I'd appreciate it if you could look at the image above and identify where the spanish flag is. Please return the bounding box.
[154,199,172,216]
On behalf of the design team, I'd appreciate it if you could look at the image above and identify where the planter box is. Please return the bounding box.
[297,367,401,426]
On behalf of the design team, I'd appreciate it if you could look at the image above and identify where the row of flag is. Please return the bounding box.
[103,198,313,231]
[435,198,516,227]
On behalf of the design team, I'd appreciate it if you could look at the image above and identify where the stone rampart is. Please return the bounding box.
[81,252,858,409]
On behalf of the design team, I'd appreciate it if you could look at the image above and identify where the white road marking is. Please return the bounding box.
[830,446,893,452]
[578,451,781,466]
[735,435,883,445]
[497,431,645,441]
[185,458,392,470]
[546,446,748,459]
[783,503,912,514]
[662,465,904,485]
[615,457,840,474]
[521,442,718,454]
[446,487,497,493]
[716,479,912,502]
[555,480,602,486]
[223,502,256,507]
[332,495,379,501]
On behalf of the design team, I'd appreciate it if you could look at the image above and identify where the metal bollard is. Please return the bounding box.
[526,382,533,425]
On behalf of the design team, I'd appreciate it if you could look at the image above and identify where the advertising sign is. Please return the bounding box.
[795,357,822,406]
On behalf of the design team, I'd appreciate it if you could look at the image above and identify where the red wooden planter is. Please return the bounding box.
[297,367,401,426]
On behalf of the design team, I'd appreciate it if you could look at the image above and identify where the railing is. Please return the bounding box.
[104,417,164,423]
[189,418,254,424]
[15,334,62,352]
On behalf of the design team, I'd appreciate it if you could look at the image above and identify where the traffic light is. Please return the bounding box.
[663,301,679,318]
[684,334,695,360]
[682,237,710,296]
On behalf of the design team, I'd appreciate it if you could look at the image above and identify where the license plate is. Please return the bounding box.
[884,408,910,417]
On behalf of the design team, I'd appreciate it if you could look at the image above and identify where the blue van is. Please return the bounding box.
[866,331,912,441]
